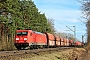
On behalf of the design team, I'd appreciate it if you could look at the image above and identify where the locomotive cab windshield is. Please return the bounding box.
[17,32,28,36]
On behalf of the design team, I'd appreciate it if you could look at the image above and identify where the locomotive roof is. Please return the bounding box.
[33,31,44,34]
[16,30,44,35]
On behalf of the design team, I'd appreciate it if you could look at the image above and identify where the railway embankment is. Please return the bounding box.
[0,47,88,60]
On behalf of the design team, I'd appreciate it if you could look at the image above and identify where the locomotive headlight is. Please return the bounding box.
[24,38,27,40]
[16,38,19,40]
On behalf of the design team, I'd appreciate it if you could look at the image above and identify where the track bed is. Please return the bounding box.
[0,47,72,60]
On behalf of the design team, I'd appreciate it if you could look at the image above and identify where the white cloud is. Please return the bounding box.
[40,8,81,23]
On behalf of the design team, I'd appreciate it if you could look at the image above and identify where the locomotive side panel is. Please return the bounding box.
[35,33,47,45]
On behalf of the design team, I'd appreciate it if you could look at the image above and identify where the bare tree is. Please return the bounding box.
[81,0,90,49]
[47,18,56,34]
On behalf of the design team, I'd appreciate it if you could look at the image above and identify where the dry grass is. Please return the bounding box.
[21,49,82,60]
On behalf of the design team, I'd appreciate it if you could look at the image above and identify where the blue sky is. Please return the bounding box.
[32,0,87,42]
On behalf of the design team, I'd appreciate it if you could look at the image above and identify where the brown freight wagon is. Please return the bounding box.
[69,40,74,47]
[55,36,60,47]
[63,38,67,46]
[45,33,55,47]
[60,38,64,47]
[66,39,69,46]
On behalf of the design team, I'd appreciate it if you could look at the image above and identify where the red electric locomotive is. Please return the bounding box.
[15,30,47,50]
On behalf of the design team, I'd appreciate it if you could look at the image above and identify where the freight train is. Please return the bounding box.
[14,30,84,50]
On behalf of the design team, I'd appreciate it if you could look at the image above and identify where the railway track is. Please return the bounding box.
[0,47,73,60]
